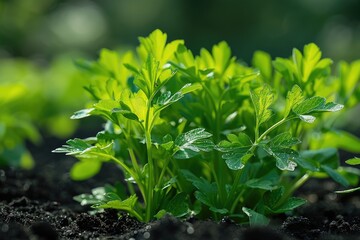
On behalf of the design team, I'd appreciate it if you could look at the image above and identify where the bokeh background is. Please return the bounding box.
[0,0,359,167]
[1,0,360,62]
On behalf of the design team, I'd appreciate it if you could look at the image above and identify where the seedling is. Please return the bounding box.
[54,30,360,224]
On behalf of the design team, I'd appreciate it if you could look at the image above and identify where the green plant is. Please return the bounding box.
[54,30,360,224]
[0,56,90,168]
[0,83,40,169]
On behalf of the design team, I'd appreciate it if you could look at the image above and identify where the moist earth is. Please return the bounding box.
[1,141,359,240]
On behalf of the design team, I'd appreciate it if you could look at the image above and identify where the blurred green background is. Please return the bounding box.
[1,0,359,62]
[0,0,359,168]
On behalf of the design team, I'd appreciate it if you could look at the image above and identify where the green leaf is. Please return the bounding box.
[173,128,214,159]
[316,131,360,153]
[181,170,219,210]
[293,97,325,115]
[224,151,252,170]
[71,108,94,119]
[53,138,92,155]
[263,187,284,209]
[298,115,316,123]
[321,165,349,187]
[271,197,307,213]
[216,133,253,170]
[270,132,301,148]
[293,96,343,116]
[284,85,304,117]
[94,195,138,211]
[345,157,360,165]
[164,193,189,217]
[264,147,298,171]
[242,207,270,226]
[246,179,277,190]
[252,50,272,81]
[137,29,183,66]
[70,160,102,180]
[250,85,274,126]
[301,148,339,168]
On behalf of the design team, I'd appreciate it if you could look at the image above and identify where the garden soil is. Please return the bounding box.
[1,138,360,240]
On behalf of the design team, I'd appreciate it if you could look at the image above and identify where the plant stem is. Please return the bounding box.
[226,168,242,208]
[256,116,297,143]
[275,173,310,209]
[92,152,146,200]
[145,98,155,222]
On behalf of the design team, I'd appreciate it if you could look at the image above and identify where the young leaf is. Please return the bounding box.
[173,128,214,159]
[284,85,304,117]
[242,207,270,226]
[52,138,92,155]
[216,133,253,170]
[252,50,272,81]
[250,85,274,126]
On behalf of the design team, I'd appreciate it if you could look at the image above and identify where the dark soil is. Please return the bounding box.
[1,138,360,240]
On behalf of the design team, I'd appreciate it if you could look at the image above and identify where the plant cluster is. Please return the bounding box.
[0,57,90,168]
[54,30,360,224]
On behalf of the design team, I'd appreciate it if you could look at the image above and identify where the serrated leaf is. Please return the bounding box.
[52,138,92,155]
[173,128,214,159]
[264,147,298,171]
[293,97,325,115]
[224,152,252,170]
[270,132,301,148]
[242,207,270,226]
[293,96,343,116]
[284,85,304,117]
[250,85,274,126]
[94,195,138,210]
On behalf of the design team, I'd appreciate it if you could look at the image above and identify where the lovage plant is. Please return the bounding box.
[54,30,360,224]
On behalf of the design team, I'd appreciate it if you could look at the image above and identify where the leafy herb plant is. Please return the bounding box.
[54,30,360,224]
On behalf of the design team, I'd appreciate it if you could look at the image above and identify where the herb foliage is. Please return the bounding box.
[54,30,360,224]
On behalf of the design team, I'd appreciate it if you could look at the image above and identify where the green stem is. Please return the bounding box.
[257,116,297,143]
[226,168,242,208]
[128,148,141,177]
[157,157,172,188]
[201,82,228,204]
[275,173,310,209]
[144,98,155,222]
[92,152,145,200]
